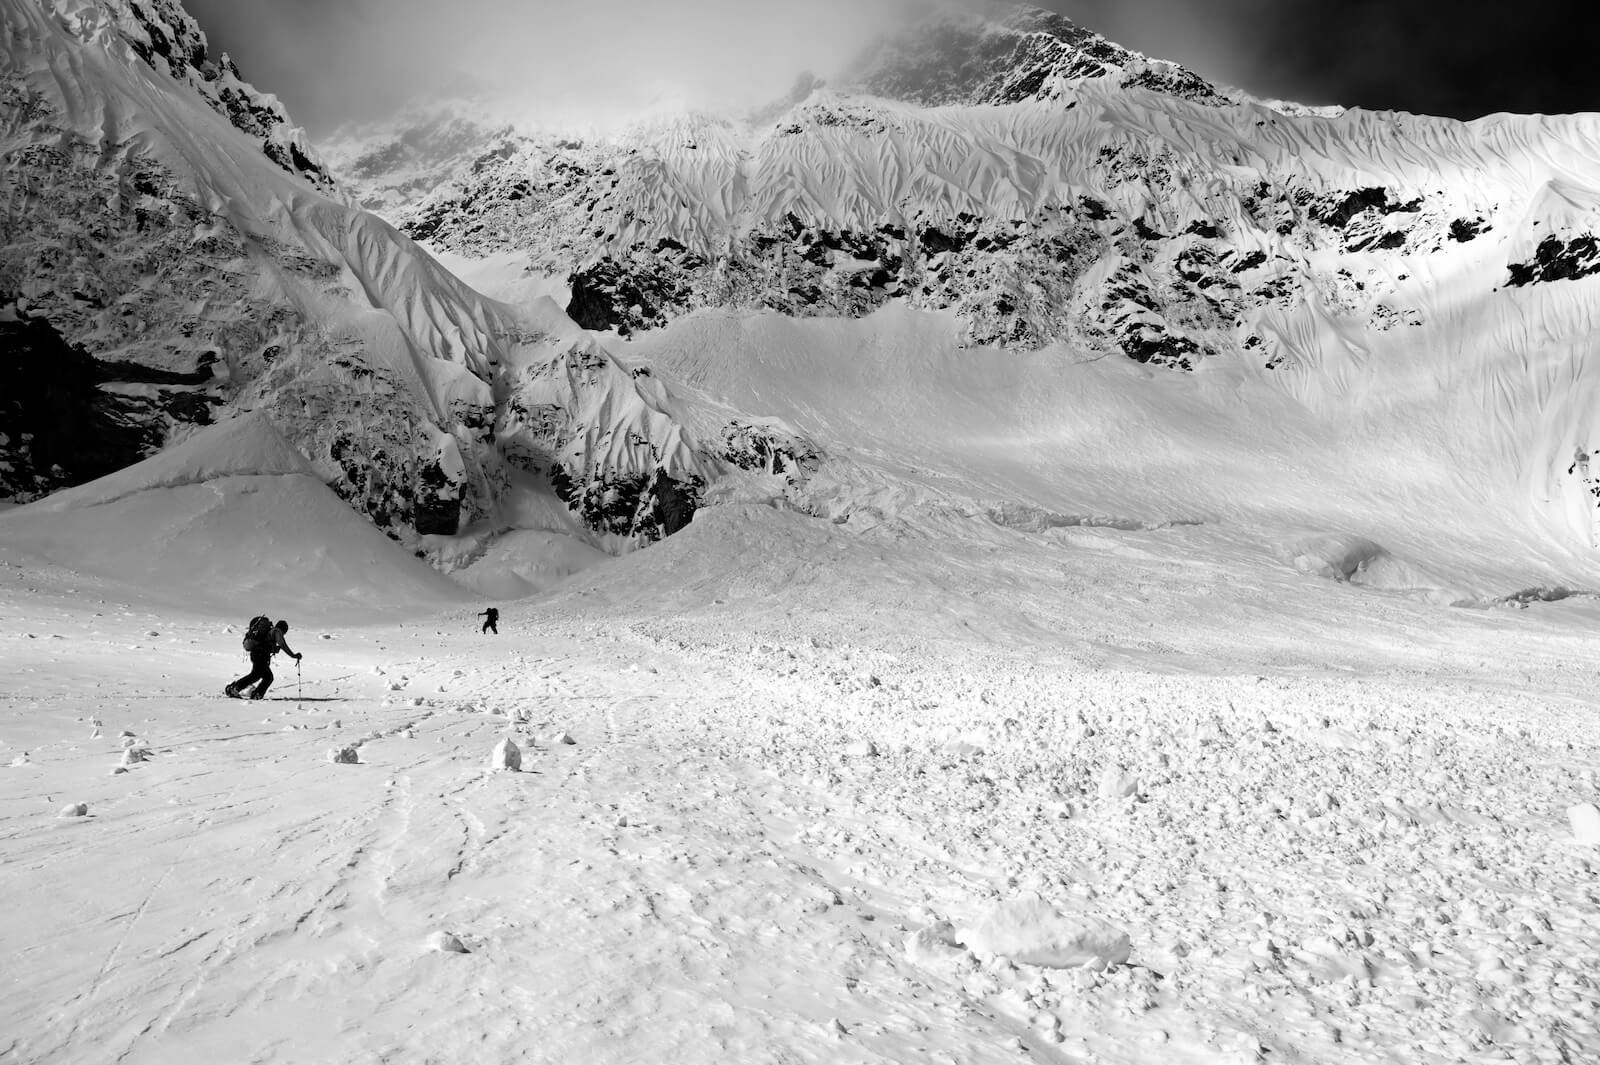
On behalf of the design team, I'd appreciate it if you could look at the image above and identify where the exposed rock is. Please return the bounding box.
[720,421,821,477]
[0,307,166,500]
[328,745,360,765]
[114,0,335,190]
[848,7,1229,108]
[1507,235,1600,286]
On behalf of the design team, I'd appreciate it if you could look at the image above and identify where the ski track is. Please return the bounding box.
[2,593,1599,1065]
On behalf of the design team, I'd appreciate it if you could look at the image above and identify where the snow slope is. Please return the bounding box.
[4,454,1600,1065]
[0,413,468,617]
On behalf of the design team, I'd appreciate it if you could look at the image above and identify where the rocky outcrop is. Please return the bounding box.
[0,306,165,499]
[113,0,334,191]
[847,6,1230,108]
[1508,235,1600,286]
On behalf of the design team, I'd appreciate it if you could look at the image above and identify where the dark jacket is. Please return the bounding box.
[271,628,299,658]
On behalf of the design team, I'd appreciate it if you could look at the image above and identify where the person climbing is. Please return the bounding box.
[479,606,500,635]
[226,618,302,700]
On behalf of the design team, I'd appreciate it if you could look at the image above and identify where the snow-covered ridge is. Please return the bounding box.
[0,0,724,553]
[309,0,1600,554]
[844,4,1231,109]
[42,0,334,191]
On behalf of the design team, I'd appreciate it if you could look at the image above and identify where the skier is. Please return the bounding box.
[226,618,302,700]
[479,606,500,635]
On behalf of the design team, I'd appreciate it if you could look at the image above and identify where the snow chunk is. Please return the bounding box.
[58,802,88,818]
[489,737,522,771]
[958,893,1131,970]
[844,738,879,758]
[1098,764,1139,801]
[119,747,149,766]
[328,746,360,765]
[428,930,470,954]
[1570,803,1600,846]
[545,730,577,746]
[905,921,967,966]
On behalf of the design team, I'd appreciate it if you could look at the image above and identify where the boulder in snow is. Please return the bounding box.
[489,737,522,771]
[1570,802,1600,846]
[58,802,88,818]
[328,745,360,765]
[958,893,1131,970]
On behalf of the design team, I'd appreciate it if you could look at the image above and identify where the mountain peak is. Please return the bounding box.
[44,0,337,190]
[847,2,1230,108]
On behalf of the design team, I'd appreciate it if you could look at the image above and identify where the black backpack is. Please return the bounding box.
[243,615,274,653]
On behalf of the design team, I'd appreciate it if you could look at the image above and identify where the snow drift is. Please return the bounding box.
[0,413,468,616]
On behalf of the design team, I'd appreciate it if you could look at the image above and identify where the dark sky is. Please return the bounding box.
[182,0,1600,134]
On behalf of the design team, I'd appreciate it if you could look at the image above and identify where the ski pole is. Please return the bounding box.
[297,658,302,700]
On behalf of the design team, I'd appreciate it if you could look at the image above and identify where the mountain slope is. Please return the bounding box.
[0,0,719,558]
[324,5,1600,559]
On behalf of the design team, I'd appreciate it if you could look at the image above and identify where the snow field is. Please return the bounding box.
[4,529,1600,1064]
[607,621,1599,1063]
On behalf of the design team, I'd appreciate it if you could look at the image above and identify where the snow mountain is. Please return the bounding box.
[1,0,714,565]
[10,0,1600,591]
[324,3,1600,568]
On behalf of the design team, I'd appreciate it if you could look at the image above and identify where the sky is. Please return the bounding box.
[181,0,1600,134]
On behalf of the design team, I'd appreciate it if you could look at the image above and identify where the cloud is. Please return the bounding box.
[184,0,1600,133]
[186,0,912,133]
[1046,0,1600,117]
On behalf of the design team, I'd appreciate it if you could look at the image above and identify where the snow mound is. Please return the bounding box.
[21,413,313,511]
[0,414,467,618]
[1571,803,1600,846]
[958,893,1131,970]
[1286,533,1391,582]
[442,530,611,599]
[1282,533,1465,601]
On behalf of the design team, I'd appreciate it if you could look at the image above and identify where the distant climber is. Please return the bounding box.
[226,617,301,700]
[479,607,500,635]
